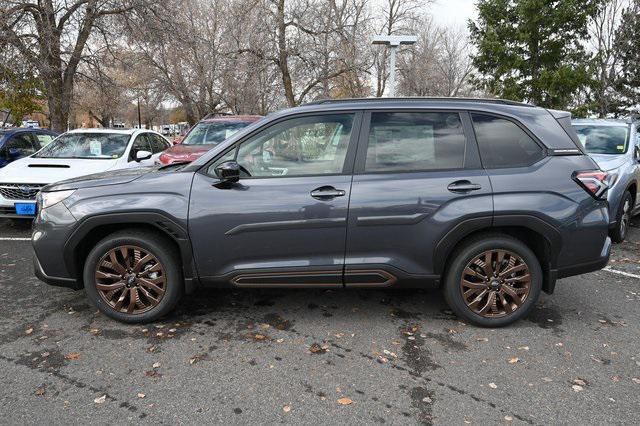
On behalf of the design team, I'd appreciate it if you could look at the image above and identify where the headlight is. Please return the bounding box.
[604,171,619,188]
[37,189,76,209]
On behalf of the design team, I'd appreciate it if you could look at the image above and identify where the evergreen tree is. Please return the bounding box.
[614,0,640,114]
[469,0,599,109]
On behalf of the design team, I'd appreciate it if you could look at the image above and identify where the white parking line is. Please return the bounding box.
[603,267,640,279]
[0,237,30,241]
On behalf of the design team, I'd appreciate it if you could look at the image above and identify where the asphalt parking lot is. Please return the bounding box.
[0,219,639,425]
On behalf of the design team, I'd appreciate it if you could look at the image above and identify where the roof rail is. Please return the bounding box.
[304,97,535,108]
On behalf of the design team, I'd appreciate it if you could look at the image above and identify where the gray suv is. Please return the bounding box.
[32,99,612,327]
[572,119,640,242]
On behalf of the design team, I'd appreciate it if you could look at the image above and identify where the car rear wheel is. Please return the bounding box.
[83,230,183,323]
[443,234,542,327]
[610,191,632,243]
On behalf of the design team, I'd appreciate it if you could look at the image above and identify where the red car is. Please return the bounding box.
[158,115,262,165]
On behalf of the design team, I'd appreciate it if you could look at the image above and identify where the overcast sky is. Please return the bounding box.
[430,0,477,27]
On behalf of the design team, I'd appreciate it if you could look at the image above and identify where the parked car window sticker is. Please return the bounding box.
[365,112,466,172]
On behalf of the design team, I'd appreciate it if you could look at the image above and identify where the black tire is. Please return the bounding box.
[443,234,542,327]
[610,191,633,244]
[83,230,183,323]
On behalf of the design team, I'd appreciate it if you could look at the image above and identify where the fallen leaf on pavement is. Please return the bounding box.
[508,357,519,364]
[137,393,146,398]
[573,378,587,387]
[631,378,640,384]
[94,395,107,404]
[505,415,513,421]
[309,343,328,354]
[64,352,81,360]
[488,383,497,389]
[572,385,584,392]
[25,328,33,335]
[337,397,353,405]
[283,405,291,412]
[152,362,161,369]
[35,386,45,396]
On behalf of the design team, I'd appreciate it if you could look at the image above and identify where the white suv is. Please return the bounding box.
[0,128,171,218]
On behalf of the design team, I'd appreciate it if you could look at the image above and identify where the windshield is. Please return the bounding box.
[182,121,251,146]
[573,124,630,155]
[34,133,130,159]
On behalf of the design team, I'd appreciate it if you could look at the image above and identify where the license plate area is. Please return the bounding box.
[15,203,37,216]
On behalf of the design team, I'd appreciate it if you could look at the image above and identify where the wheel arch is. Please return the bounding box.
[434,215,562,294]
[63,212,197,293]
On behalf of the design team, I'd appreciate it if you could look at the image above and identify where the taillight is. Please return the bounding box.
[573,170,610,199]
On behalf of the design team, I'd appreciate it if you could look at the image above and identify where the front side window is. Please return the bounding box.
[209,114,354,178]
[5,134,36,158]
[573,124,630,155]
[149,134,169,153]
[34,133,131,159]
[365,112,467,172]
[183,121,252,146]
[471,114,544,168]
[129,134,152,160]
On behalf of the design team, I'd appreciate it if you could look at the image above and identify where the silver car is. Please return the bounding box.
[573,119,640,242]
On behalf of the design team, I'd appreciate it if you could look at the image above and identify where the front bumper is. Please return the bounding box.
[32,201,80,289]
[33,255,81,290]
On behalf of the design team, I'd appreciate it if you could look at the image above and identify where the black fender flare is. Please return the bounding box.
[63,211,198,292]
[433,214,563,275]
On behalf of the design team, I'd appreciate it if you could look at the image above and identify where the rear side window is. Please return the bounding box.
[471,113,544,168]
[365,112,466,172]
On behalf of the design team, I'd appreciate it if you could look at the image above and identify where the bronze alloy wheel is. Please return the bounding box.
[94,245,167,314]
[460,249,531,318]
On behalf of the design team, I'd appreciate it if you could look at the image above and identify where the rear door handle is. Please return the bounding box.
[310,186,346,199]
[447,180,482,193]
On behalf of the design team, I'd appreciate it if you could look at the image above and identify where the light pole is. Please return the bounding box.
[372,35,418,97]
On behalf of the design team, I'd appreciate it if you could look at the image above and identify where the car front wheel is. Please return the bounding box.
[443,235,542,327]
[610,191,632,243]
[83,230,183,323]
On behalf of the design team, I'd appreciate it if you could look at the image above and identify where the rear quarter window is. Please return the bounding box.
[471,113,544,168]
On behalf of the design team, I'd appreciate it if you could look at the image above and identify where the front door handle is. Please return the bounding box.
[310,186,346,199]
[447,180,482,193]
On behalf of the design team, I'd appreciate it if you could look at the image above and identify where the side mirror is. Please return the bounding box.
[135,150,152,162]
[214,161,241,183]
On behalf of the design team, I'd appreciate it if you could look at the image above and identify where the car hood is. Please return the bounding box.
[589,154,629,171]
[162,144,213,159]
[0,157,120,185]
[44,166,156,191]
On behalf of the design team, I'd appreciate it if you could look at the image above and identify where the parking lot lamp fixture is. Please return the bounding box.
[372,35,418,97]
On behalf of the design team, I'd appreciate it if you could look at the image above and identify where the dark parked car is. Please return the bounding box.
[32,98,612,326]
[0,127,58,168]
[158,115,263,165]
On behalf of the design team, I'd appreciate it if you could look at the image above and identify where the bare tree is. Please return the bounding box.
[588,0,628,116]
[0,0,148,131]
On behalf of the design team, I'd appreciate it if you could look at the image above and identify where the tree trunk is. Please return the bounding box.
[46,78,69,132]
[276,0,296,107]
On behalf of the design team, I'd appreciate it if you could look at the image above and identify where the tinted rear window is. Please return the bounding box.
[471,114,544,168]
